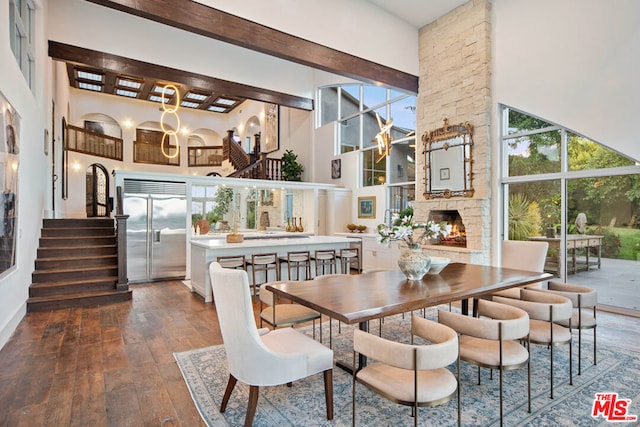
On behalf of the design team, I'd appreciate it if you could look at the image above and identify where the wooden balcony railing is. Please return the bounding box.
[65,124,123,160]
[133,140,180,166]
[229,153,283,180]
[188,146,223,167]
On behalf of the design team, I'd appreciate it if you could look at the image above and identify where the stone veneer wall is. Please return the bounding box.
[413,0,492,264]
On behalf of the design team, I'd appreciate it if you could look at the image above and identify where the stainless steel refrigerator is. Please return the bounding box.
[123,179,187,282]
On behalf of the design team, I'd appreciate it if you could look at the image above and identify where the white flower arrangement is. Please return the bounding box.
[376,215,451,247]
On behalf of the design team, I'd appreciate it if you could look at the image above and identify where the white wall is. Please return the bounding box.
[494,0,640,161]
[192,0,419,75]
[0,0,51,349]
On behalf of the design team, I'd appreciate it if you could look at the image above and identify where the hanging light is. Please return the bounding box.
[373,113,393,163]
[160,84,180,159]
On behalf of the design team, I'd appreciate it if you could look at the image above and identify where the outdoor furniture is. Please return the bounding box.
[528,235,603,275]
[209,262,334,426]
[352,315,460,427]
[494,289,573,398]
[438,299,531,427]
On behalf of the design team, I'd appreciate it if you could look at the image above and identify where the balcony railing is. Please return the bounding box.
[65,124,123,160]
[188,146,223,167]
[133,140,180,166]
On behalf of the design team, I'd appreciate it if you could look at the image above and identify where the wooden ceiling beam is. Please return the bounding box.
[84,0,418,93]
[49,41,313,111]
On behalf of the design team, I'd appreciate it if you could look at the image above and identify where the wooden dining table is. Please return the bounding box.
[267,263,552,370]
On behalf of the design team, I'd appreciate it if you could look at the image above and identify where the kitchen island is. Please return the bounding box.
[190,235,361,302]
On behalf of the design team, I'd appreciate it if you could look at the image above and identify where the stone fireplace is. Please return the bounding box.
[428,210,467,247]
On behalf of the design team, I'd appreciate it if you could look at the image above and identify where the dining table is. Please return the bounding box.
[267,262,552,371]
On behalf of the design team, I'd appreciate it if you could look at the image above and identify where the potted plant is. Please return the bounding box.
[281,149,304,181]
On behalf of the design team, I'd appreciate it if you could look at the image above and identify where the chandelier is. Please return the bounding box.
[160,84,180,159]
[373,113,393,163]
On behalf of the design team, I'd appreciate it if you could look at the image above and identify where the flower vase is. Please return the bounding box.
[397,243,431,281]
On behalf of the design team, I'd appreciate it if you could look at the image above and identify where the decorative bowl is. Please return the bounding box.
[356,225,367,233]
[427,256,450,274]
[347,223,357,232]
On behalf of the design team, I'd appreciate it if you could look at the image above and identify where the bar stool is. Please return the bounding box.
[216,255,246,271]
[247,253,279,301]
[312,249,337,277]
[337,247,360,274]
[279,250,312,281]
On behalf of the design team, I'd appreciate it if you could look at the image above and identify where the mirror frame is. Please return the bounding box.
[422,118,474,199]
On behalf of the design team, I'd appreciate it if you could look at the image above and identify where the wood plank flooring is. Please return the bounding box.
[0,280,638,426]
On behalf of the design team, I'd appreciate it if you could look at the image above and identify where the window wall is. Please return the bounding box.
[501,106,640,312]
[318,83,416,197]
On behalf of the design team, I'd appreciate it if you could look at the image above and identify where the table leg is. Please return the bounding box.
[335,320,368,374]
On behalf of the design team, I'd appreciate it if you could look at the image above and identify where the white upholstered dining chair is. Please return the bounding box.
[493,288,573,398]
[438,299,531,427]
[209,262,334,426]
[492,240,549,299]
[352,315,460,427]
[529,281,597,375]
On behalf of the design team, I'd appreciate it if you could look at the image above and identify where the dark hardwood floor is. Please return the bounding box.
[0,280,638,426]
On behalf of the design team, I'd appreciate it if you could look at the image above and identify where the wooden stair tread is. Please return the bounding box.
[33,265,116,274]
[36,254,117,262]
[27,289,131,303]
[30,276,119,288]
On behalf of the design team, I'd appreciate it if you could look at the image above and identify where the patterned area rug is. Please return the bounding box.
[174,310,640,426]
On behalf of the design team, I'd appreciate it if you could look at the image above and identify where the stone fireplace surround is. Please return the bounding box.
[414,198,490,265]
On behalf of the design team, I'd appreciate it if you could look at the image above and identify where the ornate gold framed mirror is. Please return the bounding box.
[422,118,474,199]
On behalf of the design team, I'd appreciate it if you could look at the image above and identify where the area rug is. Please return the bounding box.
[174,310,640,426]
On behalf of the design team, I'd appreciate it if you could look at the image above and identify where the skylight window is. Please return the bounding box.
[214,98,236,106]
[78,82,103,92]
[118,78,142,89]
[181,101,200,108]
[207,106,227,113]
[153,85,175,95]
[116,89,138,98]
[149,95,164,102]
[77,70,104,82]
[186,92,207,101]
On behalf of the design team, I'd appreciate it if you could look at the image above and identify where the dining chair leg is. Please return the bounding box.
[324,369,334,420]
[245,385,259,427]
[220,374,237,412]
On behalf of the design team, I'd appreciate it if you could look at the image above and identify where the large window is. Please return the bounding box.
[9,0,35,89]
[501,106,640,312]
[318,84,416,187]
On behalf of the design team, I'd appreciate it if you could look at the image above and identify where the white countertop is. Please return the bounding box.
[191,234,361,250]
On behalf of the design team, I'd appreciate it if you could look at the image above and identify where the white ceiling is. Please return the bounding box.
[364,0,468,28]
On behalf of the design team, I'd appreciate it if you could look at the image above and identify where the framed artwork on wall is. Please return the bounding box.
[358,196,376,219]
[262,103,279,153]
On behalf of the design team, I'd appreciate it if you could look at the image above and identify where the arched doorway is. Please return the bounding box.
[86,163,110,217]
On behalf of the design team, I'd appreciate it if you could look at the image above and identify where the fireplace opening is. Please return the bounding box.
[428,210,467,247]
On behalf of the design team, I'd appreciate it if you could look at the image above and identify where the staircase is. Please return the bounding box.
[27,218,132,312]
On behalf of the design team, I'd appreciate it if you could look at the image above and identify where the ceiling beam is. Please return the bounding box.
[49,41,314,110]
[84,0,419,93]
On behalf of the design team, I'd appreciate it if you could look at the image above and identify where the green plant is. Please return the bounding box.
[212,187,234,220]
[281,149,304,181]
[586,226,621,258]
[508,193,541,240]
[191,213,203,226]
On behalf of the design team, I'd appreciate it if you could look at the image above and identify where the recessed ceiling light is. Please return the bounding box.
[181,101,200,108]
[116,89,138,98]
[78,82,103,92]
[118,78,142,89]
[186,92,207,101]
[149,95,164,102]
[207,106,227,113]
[215,98,236,106]
[77,70,103,82]
[153,85,175,95]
